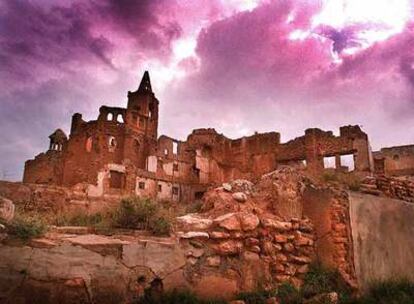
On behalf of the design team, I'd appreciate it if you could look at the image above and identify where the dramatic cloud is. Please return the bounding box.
[1,0,414,180]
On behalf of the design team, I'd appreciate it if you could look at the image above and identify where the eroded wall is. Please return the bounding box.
[349,192,414,289]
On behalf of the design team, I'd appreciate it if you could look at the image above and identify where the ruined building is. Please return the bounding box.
[23,71,398,202]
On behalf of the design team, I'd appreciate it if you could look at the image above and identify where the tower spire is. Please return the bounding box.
[137,71,152,94]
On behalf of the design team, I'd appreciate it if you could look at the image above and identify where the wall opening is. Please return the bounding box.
[393,154,400,161]
[172,142,178,155]
[108,136,117,152]
[86,137,93,152]
[138,182,145,189]
[340,154,355,172]
[158,184,162,192]
[116,114,124,123]
[172,186,179,195]
[107,113,113,121]
[323,156,336,169]
[110,171,124,189]
[164,149,169,156]
[173,163,179,172]
[195,191,205,200]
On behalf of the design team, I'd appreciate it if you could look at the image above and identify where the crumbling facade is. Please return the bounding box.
[373,145,414,176]
[24,71,376,202]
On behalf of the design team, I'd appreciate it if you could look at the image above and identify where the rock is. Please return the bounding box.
[214,240,243,255]
[305,292,338,304]
[210,231,231,239]
[262,241,277,256]
[186,248,204,258]
[291,255,312,264]
[187,257,198,265]
[283,243,295,252]
[176,214,213,231]
[245,237,260,246]
[214,213,241,231]
[296,264,309,274]
[240,213,260,231]
[30,238,58,249]
[232,192,247,203]
[275,253,288,263]
[230,179,254,192]
[223,183,232,192]
[261,218,292,231]
[50,226,95,235]
[206,255,221,267]
[274,235,288,243]
[249,245,261,253]
[294,233,314,246]
[179,231,209,239]
[242,251,260,261]
[0,196,15,222]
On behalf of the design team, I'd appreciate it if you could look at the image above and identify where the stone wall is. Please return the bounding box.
[361,176,414,203]
[349,192,414,289]
[373,145,414,176]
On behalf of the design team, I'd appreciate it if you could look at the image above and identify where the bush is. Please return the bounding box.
[149,216,171,236]
[137,289,226,304]
[302,263,352,301]
[115,197,158,229]
[277,283,302,304]
[55,212,104,227]
[114,197,172,236]
[5,215,47,240]
[355,279,414,304]
[185,201,203,214]
[236,289,277,304]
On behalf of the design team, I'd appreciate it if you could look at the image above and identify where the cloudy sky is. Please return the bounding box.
[1,0,414,180]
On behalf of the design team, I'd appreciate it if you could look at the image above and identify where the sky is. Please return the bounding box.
[1,0,414,181]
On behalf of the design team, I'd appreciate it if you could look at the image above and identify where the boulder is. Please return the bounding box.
[206,255,221,267]
[214,240,243,255]
[232,192,247,203]
[214,213,241,231]
[240,213,259,231]
[222,183,232,192]
[210,231,231,239]
[178,231,209,239]
[261,218,292,231]
[176,214,213,231]
[0,196,15,222]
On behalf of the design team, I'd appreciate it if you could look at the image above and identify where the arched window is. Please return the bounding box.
[393,154,400,161]
[107,113,113,121]
[116,114,124,123]
[108,136,117,152]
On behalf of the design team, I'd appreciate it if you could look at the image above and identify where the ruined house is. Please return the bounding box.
[23,71,377,202]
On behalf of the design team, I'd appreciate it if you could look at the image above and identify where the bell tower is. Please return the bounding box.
[126,71,159,140]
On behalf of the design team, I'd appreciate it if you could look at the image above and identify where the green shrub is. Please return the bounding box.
[355,279,414,304]
[236,289,277,304]
[5,215,47,240]
[277,283,302,304]
[149,216,171,236]
[60,212,103,227]
[185,201,203,214]
[302,263,352,301]
[115,197,158,229]
[137,289,226,304]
